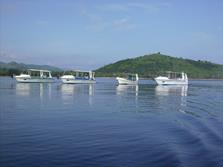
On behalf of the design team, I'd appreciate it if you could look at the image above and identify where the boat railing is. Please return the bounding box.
[159,71,185,79]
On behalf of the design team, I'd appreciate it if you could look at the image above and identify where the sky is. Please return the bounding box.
[0,0,223,69]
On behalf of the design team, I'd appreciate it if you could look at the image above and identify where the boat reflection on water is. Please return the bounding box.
[155,85,188,113]
[155,85,188,96]
[60,84,94,105]
[61,84,94,95]
[16,83,52,98]
[16,83,31,96]
[116,84,139,113]
[16,83,52,107]
[116,85,139,96]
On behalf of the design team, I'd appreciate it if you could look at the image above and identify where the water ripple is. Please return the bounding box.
[1,78,223,167]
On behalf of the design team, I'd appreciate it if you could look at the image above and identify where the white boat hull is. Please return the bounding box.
[154,78,188,85]
[15,78,55,83]
[116,77,138,85]
[15,70,54,83]
[154,72,188,85]
[61,79,96,84]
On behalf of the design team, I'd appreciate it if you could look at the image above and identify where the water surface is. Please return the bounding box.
[0,77,223,167]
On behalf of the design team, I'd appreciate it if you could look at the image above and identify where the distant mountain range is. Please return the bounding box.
[0,61,63,71]
[96,53,223,79]
[0,61,62,76]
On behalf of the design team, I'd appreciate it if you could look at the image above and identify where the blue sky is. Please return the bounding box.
[0,0,223,69]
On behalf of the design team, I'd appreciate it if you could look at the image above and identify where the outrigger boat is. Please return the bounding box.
[116,73,139,85]
[61,70,96,84]
[154,71,188,85]
[15,69,55,83]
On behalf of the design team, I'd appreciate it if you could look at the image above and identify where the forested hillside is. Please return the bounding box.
[96,53,223,79]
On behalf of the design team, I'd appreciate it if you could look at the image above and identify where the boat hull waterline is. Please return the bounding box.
[116,77,138,85]
[61,79,96,84]
[154,78,188,85]
[154,76,188,85]
[15,77,55,83]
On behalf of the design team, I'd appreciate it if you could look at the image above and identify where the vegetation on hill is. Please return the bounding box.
[95,53,223,79]
[0,61,63,76]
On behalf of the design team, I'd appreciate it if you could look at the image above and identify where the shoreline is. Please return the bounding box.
[1,75,223,80]
[94,76,223,80]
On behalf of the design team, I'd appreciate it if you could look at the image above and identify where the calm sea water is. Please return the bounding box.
[0,77,223,167]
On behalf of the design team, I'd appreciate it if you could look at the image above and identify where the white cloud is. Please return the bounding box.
[81,8,136,32]
[112,18,136,31]
[84,17,136,32]
[81,2,171,32]
[80,9,103,23]
[81,9,109,31]
[97,2,172,13]
[128,2,159,12]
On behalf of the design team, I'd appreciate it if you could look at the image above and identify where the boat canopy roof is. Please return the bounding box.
[28,69,51,73]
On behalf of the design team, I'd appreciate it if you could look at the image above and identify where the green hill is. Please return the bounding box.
[0,61,63,76]
[95,53,223,79]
